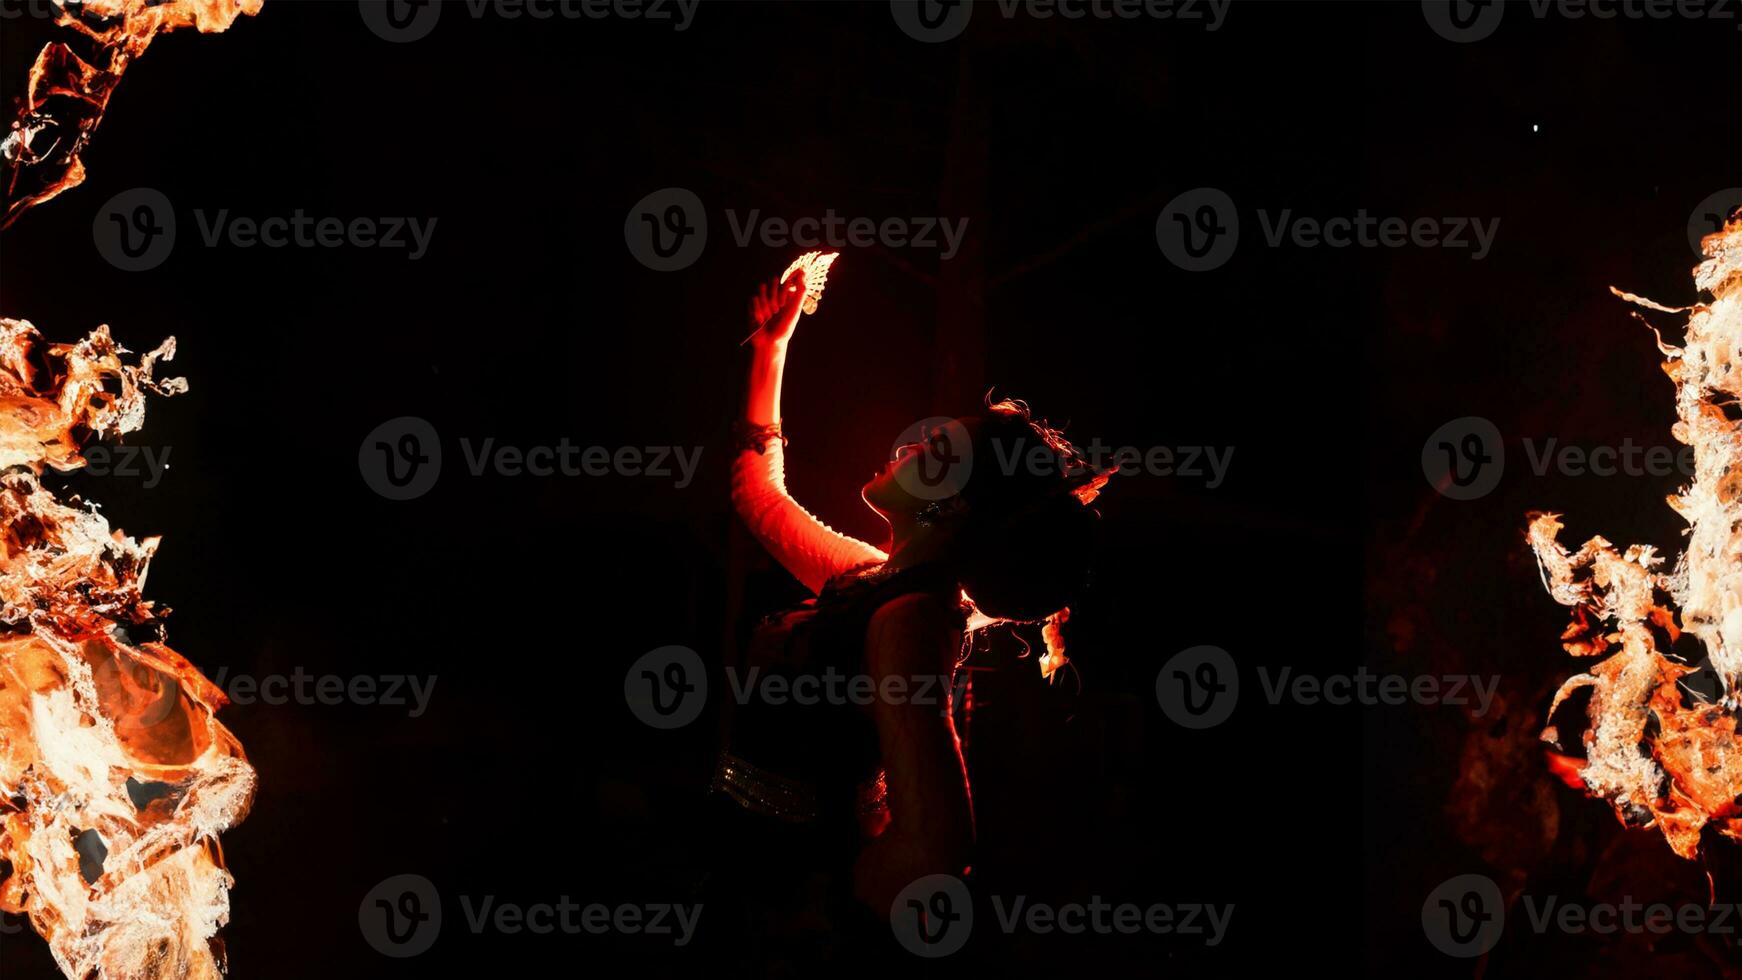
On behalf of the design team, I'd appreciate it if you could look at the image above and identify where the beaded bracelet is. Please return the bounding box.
[732,419,788,455]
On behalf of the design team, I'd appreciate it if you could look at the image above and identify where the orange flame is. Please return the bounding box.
[1,319,255,979]
[2,4,259,976]
[1528,214,1742,861]
[2,0,261,227]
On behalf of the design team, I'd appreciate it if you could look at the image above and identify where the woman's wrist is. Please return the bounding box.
[743,340,787,426]
[748,334,789,357]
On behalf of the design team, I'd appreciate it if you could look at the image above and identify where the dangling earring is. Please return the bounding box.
[915,500,943,528]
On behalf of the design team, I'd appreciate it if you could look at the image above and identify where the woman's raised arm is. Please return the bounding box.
[732,270,885,595]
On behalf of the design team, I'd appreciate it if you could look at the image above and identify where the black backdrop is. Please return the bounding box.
[1,1,1738,976]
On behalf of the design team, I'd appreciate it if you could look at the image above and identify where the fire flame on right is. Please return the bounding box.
[1531,212,1742,861]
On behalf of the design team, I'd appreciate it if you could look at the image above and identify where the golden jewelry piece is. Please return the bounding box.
[711,750,888,822]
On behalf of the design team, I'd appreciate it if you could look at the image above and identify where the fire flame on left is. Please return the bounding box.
[3,3,261,976]
[0,320,255,979]
[1,0,263,228]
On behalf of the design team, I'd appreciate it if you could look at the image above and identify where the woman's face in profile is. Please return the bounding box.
[862,417,979,519]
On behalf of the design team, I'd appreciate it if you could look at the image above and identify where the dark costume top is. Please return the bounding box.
[692,561,967,974]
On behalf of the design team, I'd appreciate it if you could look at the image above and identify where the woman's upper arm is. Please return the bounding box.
[731,442,886,594]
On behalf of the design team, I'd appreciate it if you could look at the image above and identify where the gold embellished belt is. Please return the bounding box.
[711,750,888,823]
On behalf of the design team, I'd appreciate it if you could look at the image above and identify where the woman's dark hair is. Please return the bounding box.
[951,397,1106,626]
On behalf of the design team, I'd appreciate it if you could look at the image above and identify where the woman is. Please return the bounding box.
[701,259,1108,969]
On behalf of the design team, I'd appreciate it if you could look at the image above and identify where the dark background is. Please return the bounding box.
[0,0,1738,976]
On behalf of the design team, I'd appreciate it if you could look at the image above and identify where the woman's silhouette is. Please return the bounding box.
[699,257,1109,969]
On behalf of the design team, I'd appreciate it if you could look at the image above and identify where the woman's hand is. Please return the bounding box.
[746,269,806,348]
